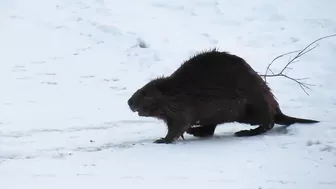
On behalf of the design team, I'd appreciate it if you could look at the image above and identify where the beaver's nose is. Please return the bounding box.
[127,98,134,107]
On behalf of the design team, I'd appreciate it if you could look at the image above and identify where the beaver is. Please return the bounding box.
[127,48,319,144]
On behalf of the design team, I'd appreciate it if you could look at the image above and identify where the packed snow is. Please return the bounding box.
[1,0,336,188]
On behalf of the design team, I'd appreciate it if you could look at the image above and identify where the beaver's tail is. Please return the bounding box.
[274,107,319,126]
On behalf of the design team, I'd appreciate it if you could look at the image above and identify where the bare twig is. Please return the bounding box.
[260,33,336,95]
[263,49,301,82]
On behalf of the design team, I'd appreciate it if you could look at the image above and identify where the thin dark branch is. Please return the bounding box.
[263,50,301,82]
[260,33,336,95]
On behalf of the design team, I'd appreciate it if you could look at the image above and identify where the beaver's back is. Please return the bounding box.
[167,49,273,102]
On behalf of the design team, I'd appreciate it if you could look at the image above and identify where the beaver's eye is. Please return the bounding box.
[140,91,146,97]
[144,96,153,100]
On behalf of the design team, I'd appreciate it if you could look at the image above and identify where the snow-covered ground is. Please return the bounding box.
[1,0,336,188]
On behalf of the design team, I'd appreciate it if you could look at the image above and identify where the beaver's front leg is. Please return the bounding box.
[154,120,190,144]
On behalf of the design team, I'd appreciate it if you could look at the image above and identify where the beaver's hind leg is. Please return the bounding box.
[234,101,275,137]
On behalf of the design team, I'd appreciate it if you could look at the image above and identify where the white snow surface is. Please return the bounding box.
[1,0,336,188]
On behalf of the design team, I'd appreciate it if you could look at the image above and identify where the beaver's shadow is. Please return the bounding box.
[100,125,292,148]
[177,125,291,144]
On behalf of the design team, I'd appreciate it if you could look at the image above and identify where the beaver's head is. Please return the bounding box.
[127,78,166,117]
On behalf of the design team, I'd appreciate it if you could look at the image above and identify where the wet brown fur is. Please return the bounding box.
[127,49,319,144]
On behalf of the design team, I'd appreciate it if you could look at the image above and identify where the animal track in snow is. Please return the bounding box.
[152,2,185,11]
[135,38,149,48]
[49,56,63,61]
[89,21,122,36]
[10,15,24,20]
[80,75,95,79]
[72,46,93,56]
[307,140,322,146]
[41,81,57,85]
[320,145,336,153]
[54,25,68,30]
[305,18,336,29]
[0,120,154,138]
[103,78,119,82]
[12,65,26,72]
[110,86,126,91]
[307,140,336,155]
[16,76,33,80]
[0,137,155,161]
[79,32,92,38]
[30,60,47,64]
[36,72,56,76]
